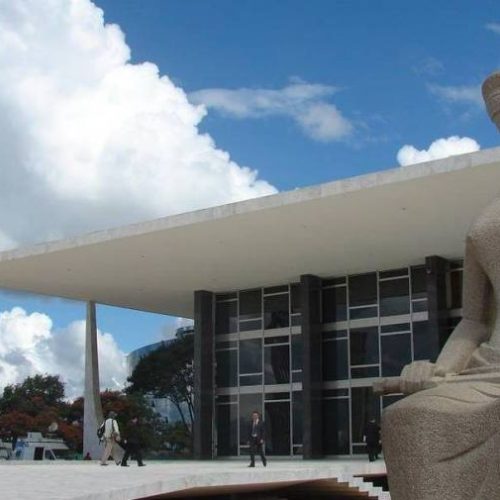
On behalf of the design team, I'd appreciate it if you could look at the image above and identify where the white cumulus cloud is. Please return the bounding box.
[0,0,276,251]
[397,136,480,166]
[0,307,127,400]
[189,80,353,142]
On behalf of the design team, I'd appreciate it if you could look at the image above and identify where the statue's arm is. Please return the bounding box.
[399,237,491,393]
[434,237,491,374]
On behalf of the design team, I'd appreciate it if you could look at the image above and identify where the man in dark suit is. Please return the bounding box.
[248,410,267,467]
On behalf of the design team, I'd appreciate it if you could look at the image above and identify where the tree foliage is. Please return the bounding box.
[127,333,194,434]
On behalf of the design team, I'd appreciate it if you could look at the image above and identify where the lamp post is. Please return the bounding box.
[482,71,500,131]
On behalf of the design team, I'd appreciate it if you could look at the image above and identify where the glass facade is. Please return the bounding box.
[212,262,463,457]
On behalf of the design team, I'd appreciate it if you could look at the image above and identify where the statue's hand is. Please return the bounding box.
[400,361,436,394]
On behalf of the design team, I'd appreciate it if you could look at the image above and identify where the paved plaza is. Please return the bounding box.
[0,459,389,499]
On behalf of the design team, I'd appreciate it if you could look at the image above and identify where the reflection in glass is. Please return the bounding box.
[239,374,262,386]
[264,344,290,384]
[265,401,291,455]
[350,327,379,366]
[216,403,238,456]
[264,294,290,329]
[349,273,377,307]
[216,349,237,387]
[239,289,262,320]
[323,398,350,455]
[323,339,348,380]
[379,278,410,316]
[381,334,412,376]
[239,338,262,374]
[239,393,262,446]
[351,366,379,378]
[351,387,380,443]
[215,300,237,335]
[322,286,347,323]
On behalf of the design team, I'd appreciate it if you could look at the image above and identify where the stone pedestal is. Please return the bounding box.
[83,301,103,459]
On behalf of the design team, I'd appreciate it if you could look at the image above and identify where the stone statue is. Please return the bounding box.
[382,219,500,499]
[380,70,500,500]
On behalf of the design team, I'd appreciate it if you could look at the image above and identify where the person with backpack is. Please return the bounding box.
[99,411,124,466]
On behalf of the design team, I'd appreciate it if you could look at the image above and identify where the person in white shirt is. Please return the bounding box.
[100,411,124,466]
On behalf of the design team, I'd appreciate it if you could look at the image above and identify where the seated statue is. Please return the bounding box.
[382,198,500,500]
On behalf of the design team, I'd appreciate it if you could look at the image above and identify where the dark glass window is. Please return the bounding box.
[450,270,463,309]
[216,403,238,456]
[351,387,381,443]
[349,273,377,307]
[291,334,303,371]
[350,327,379,366]
[379,278,410,316]
[240,374,263,386]
[322,286,347,323]
[217,293,237,301]
[381,334,412,377]
[291,315,301,326]
[323,388,349,398]
[323,339,348,380]
[239,289,262,320]
[379,268,408,279]
[323,398,350,455]
[413,321,439,361]
[351,366,380,378]
[264,285,288,294]
[292,371,302,382]
[412,300,428,312]
[239,339,262,374]
[291,284,301,314]
[265,401,290,455]
[349,306,378,320]
[265,392,290,401]
[239,393,262,446]
[215,301,237,335]
[264,336,289,344]
[216,349,237,387]
[239,319,262,332]
[380,323,410,334]
[411,266,427,300]
[264,344,290,384]
[292,391,303,445]
[264,294,290,329]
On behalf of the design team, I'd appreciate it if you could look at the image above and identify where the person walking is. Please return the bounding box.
[248,410,266,467]
[363,417,381,462]
[121,416,145,467]
[100,411,124,466]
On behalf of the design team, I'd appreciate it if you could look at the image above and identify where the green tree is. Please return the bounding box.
[127,333,194,434]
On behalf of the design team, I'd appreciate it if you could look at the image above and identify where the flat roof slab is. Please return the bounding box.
[0,459,388,499]
[1,148,500,317]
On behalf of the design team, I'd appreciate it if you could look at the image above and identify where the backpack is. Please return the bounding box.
[97,421,105,440]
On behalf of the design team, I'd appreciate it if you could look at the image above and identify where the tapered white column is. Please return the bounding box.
[83,301,103,459]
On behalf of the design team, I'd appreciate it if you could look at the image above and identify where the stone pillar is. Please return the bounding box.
[425,256,449,359]
[193,290,215,459]
[83,301,103,459]
[300,274,323,459]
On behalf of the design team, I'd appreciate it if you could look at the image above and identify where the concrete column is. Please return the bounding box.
[425,256,449,359]
[193,290,215,459]
[83,301,103,459]
[300,274,323,459]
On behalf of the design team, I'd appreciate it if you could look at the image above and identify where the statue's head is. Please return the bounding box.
[482,72,500,131]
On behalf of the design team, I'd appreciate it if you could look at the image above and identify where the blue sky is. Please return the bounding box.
[0,0,498,370]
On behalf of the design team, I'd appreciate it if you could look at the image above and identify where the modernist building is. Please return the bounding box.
[0,147,499,460]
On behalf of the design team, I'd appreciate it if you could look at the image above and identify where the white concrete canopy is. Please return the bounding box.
[1,147,500,318]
